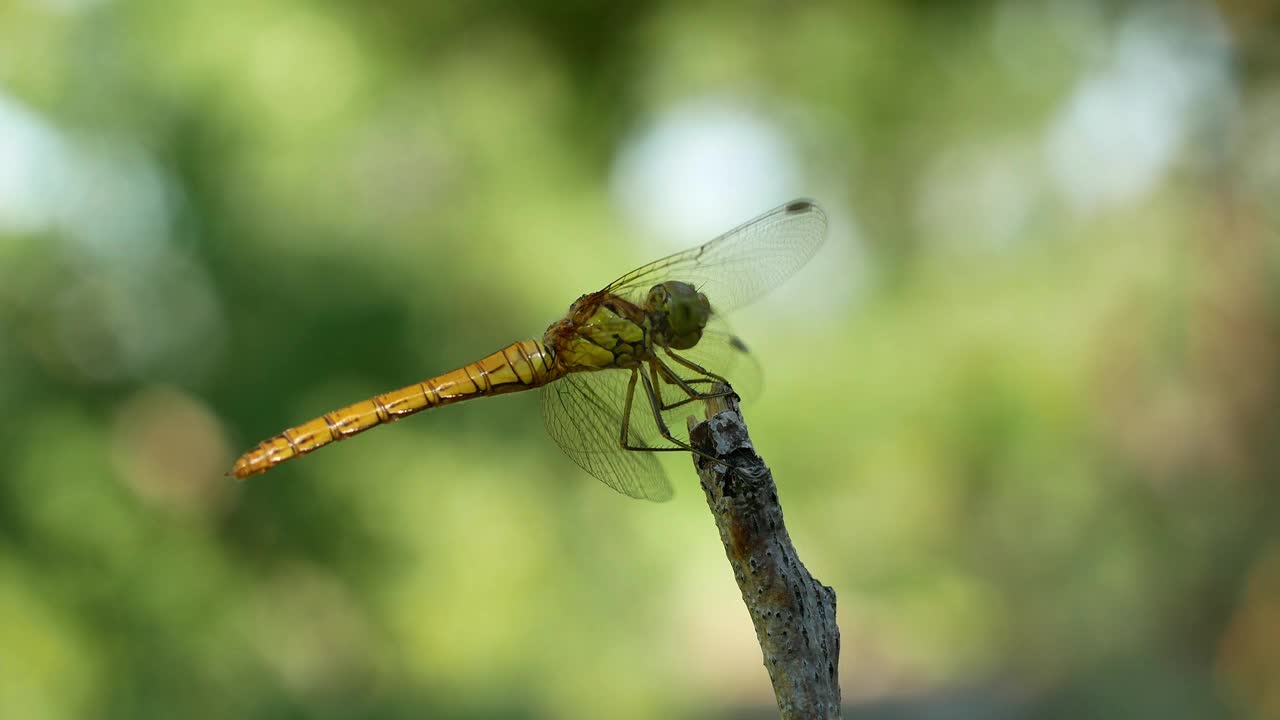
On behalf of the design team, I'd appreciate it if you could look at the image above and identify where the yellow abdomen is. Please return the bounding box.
[230,339,556,479]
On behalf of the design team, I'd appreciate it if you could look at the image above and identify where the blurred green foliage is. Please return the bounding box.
[2,0,1279,718]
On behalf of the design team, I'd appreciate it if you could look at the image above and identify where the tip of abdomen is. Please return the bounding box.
[229,433,299,480]
[229,451,268,480]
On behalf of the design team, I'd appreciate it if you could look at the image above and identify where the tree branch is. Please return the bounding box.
[687,387,842,720]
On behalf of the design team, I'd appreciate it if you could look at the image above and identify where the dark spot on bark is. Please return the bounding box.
[689,422,710,446]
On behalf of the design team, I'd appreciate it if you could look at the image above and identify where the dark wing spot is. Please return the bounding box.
[785,199,813,213]
[729,335,750,353]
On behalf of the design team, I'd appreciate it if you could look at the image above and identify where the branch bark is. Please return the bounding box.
[687,387,842,720]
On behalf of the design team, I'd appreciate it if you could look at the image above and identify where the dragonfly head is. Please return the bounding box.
[647,281,711,350]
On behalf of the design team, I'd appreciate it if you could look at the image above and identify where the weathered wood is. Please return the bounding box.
[687,388,842,719]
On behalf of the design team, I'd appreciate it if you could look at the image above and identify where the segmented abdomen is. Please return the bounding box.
[230,339,556,479]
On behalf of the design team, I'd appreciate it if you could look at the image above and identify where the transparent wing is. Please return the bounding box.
[661,316,763,401]
[541,370,674,502]
[605,199,827,314]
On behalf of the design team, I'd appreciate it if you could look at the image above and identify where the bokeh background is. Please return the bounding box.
[3,0,1279,718]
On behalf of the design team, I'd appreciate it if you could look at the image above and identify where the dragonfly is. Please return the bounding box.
[230,199,827,500]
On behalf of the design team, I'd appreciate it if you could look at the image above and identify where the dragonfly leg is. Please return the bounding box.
[650,361,696,411]
[618,368,638,449]
[618,367,687,454]
[648,360,705,412]
[651,354,735,411]
[614,364,734,472]
[639,364,731,469]
[663,348,731,387]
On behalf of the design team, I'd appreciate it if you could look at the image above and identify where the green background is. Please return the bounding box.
[2,1,1278,718]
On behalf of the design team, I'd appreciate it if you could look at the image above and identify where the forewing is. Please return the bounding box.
[663,316,763,401]
[541,370,674,502]
[605,199,827,314]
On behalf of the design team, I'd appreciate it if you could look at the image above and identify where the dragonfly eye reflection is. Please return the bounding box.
[647,280,711,351]
[231,199,827,501]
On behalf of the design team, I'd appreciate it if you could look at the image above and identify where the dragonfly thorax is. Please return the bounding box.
[546,294,650,372]
[646,281,711,351]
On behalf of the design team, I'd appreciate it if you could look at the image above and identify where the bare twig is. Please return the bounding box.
[687,387,842,720]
